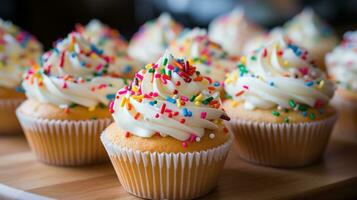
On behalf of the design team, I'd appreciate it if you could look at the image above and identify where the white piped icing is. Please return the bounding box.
[225,35,335,110]
[326,31,357,92]
[128,13,183,63]
[22,32,126,108]
[208,8,263,56]
[111,53,230,141]
[0,18,42,88]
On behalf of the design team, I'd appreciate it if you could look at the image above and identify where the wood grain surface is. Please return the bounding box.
[0,130,357,200]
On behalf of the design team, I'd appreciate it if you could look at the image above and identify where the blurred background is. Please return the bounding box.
[1,0,356,49]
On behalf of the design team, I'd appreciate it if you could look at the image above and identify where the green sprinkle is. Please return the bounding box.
[161,68,166,75]
[69,103,78,108]
[202,97,214,105]
[289,99,296,108]
[251,56,257,61]
[309,113,316,120]
[190,95,196,102]
[272,111,280,117]
[163,58,168,66]
[168,70,172,77]
[148,68,155,73]
[298,104,308,111]
[284,117,289,123]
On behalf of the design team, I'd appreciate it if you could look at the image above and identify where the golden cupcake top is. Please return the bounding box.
[110,52,230,147]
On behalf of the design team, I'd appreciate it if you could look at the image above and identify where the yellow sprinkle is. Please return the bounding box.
[90,54,97,60]
[177,100,181,108]
[274,43,280,49]
[120,97,127,107]
[188,58,193,65]
[194,101,201,106]
[240,56,246,65]
[231,101,238,108]
[213,119,219,124]
[318,80,324,88]
[195,93,203,101]
[145,64,151,69]
[225,78,232,84]
[88,106,96,111]
[132,86,139,92]
[283,60,289,67]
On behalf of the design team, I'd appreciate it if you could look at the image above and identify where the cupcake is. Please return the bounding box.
[77,19,142,79]
[224,35,337,167]
[326,31,357,138]
[101,53,232,199]
[16,32,127,166]
[208,7,263,56]
[0,18,42,134]
[169,28,236,83]
[284,8,338,70]
[128,13,183,64]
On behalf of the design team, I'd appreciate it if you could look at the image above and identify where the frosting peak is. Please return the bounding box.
[111,53,229,141]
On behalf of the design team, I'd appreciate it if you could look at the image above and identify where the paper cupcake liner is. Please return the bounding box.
[16,110,112,166]
[0,98,24,134]
[331,94,357,138]
[227,115,337,168]
[101,133,232,200]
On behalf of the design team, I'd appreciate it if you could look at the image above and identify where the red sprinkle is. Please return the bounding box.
[160,103,166,114]
[235,90,244,97]
[125,132,131,138]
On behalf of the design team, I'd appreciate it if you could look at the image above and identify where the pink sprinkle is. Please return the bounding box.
[152,92,158,97]
[118,90,128,95]
[189,134,197,142]
[200,112,207,119]
[109,101,115,113]
[136,73,144,80]
[59,51,65,68]
[155,113,160,118]
[95,64,103,71]
[155,74,161,78]
[167,64,174,70]
[182,142,188,148]
[243,85,249,90]
[299,67,309,76]
[180,96,189,101]
[62,81,68,89]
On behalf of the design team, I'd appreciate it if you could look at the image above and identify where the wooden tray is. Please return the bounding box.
[0,130,357,200]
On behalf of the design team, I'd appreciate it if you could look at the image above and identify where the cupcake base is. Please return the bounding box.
[16,110,112,166]
[0,98,24,135]
[227,115,337,168]
[101,125,232,200]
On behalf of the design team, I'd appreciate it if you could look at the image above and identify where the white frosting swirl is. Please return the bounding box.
[284,8,338,58]
[128,13,182,63]
[208,8,263,56]
[326,31,357,92]
[0,19,42,88]
[22,33,126,108]
[225,36,335,110]
[169,28,234,81]
[112,53,228,141]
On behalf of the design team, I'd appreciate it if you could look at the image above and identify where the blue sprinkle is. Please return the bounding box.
[174,67,180,72]
[269,82,274,86]
[302,111,307,117]
[182,108,192,117]
[106,93,116,100]
[166,97,177,104]
[213,81,220,87]
[90,44,103,55]
[124,65,132,73]
[305,81,314,87]
[15,86,25,93]
[71,53,77,57]
[80,61,86,66]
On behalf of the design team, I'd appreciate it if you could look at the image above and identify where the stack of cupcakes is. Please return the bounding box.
[0,19,42,134]
[16,32,127,166]
[224,35,337,167]
[101,53,232,199]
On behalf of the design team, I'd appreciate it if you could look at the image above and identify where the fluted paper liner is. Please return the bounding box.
[101,133,232,200]
[16,110,112,166]
[0,98,24,134]
[227,115,337,168]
